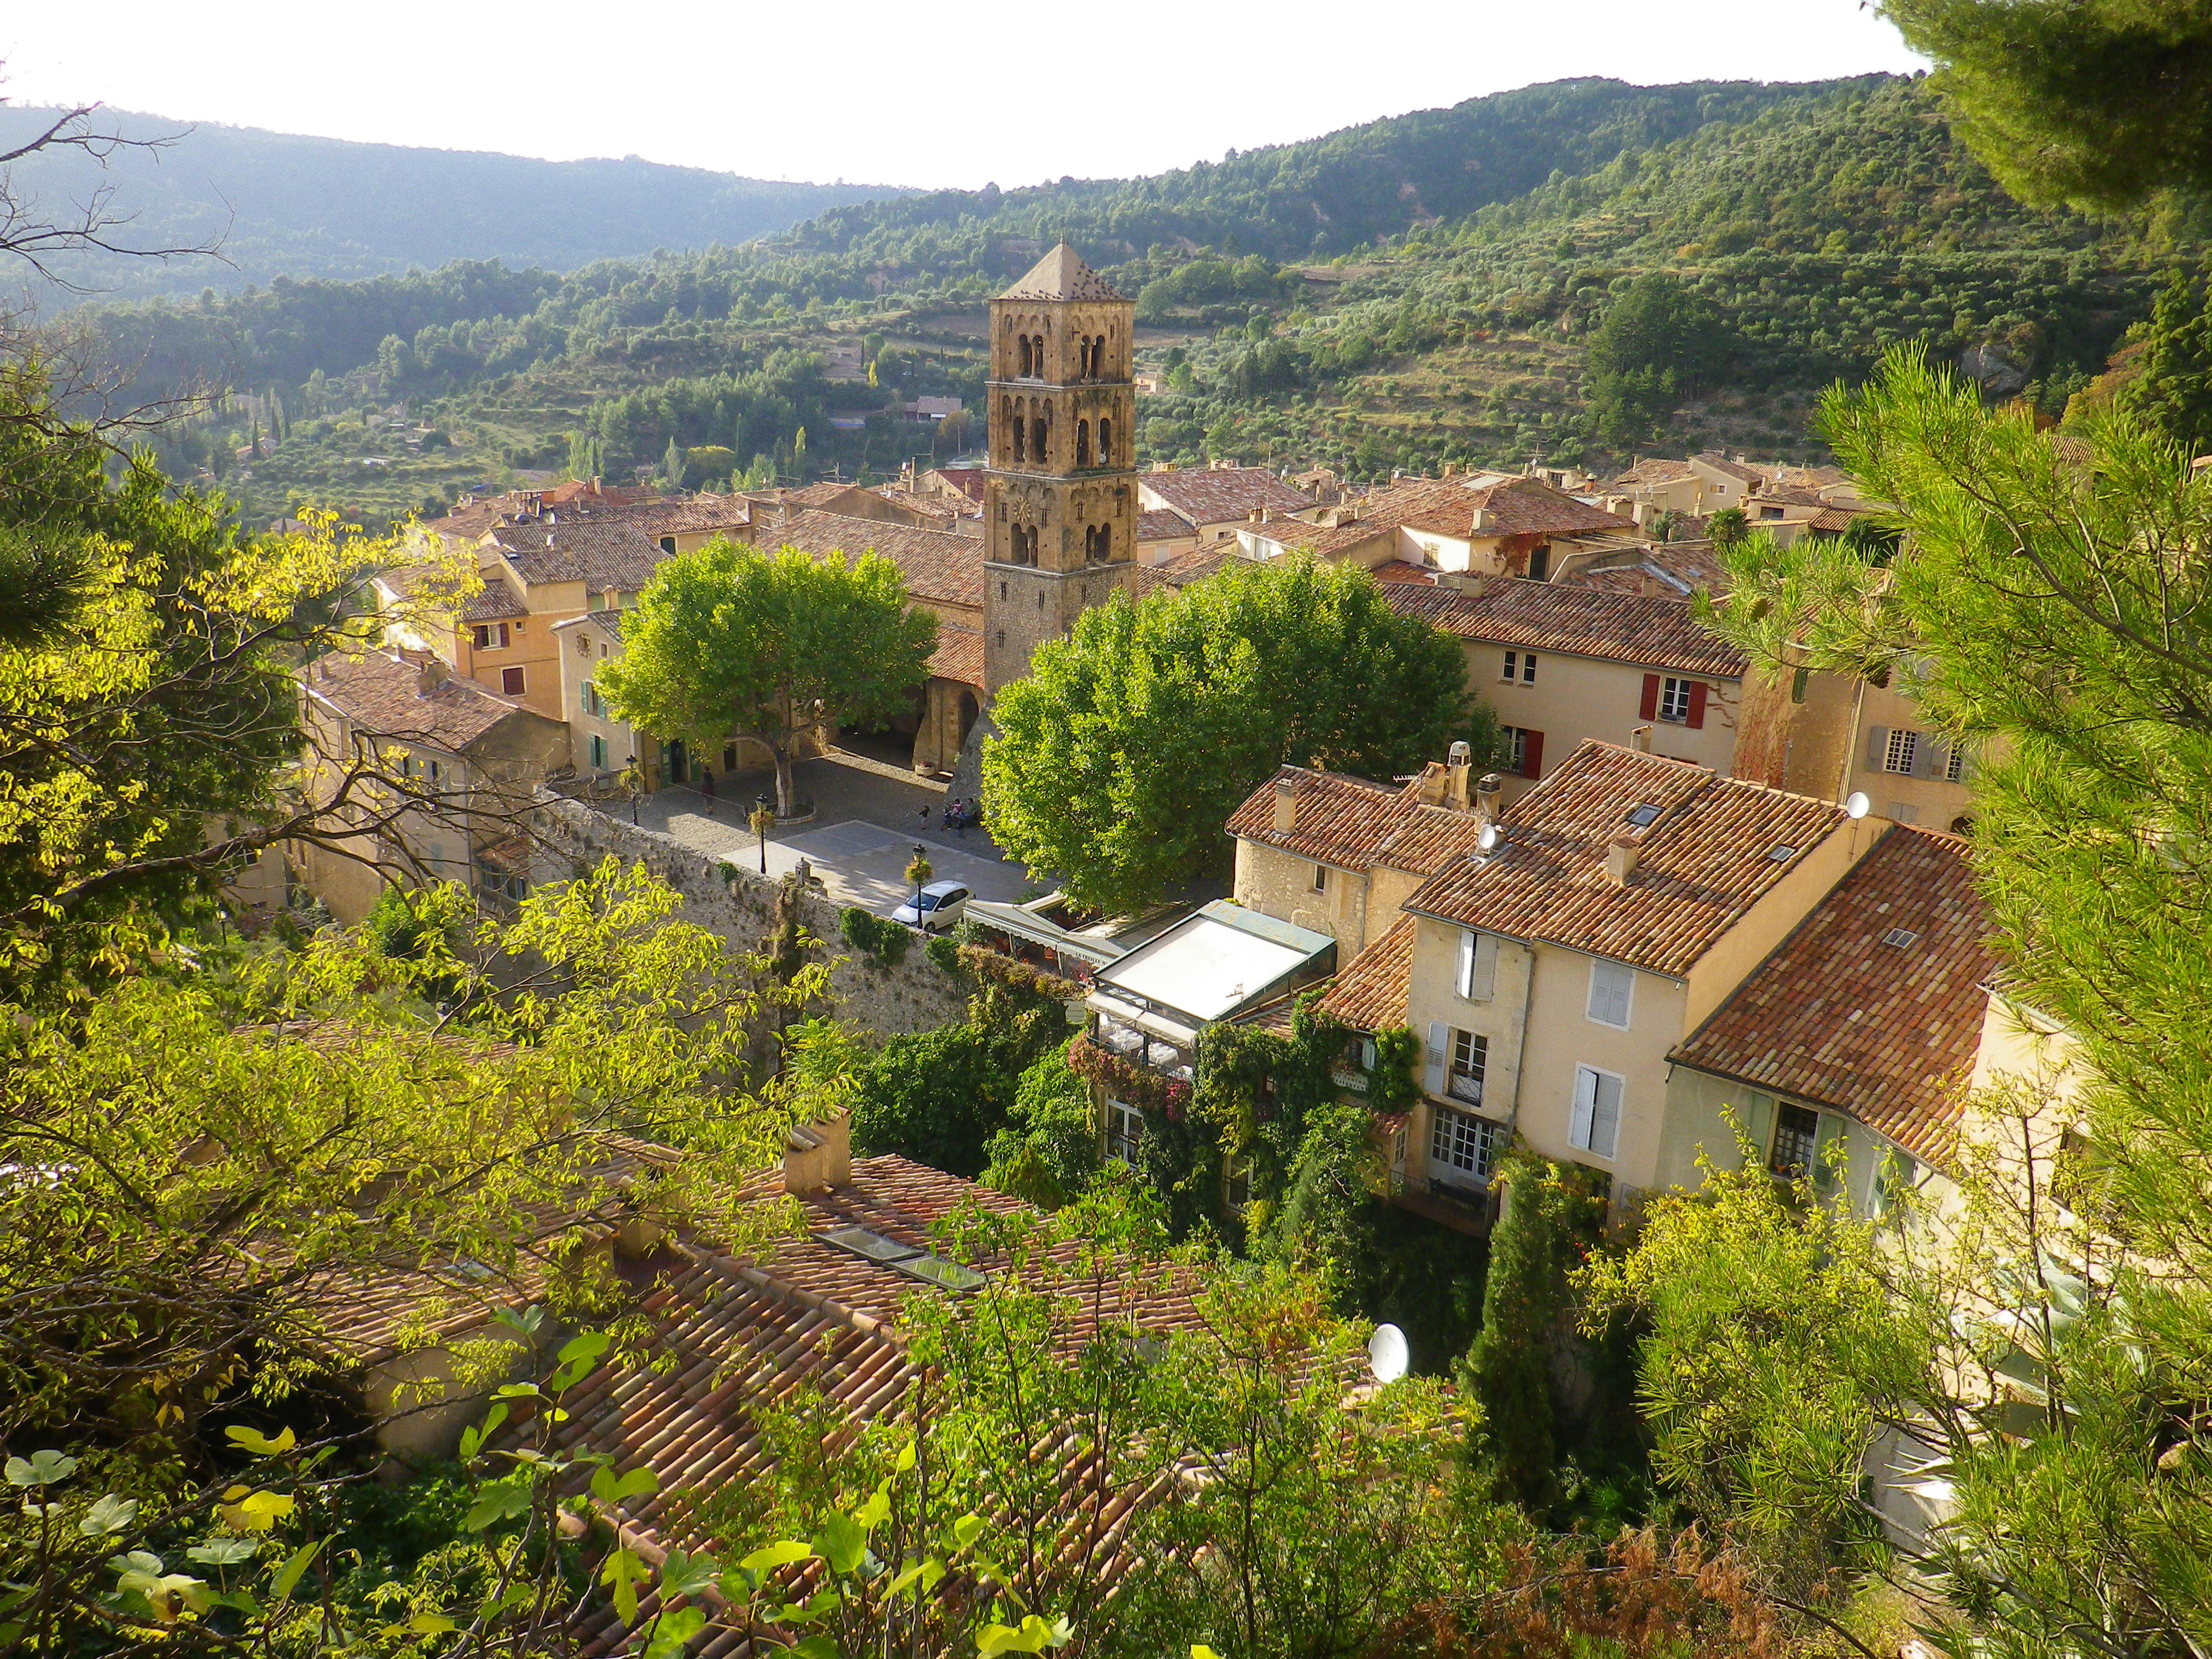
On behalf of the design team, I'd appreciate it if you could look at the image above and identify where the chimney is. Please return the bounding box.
[415,657,450,697]
[1273,775,1297,833]
[1606,832,1641,887]
[1475,771,1504,825]
[1444,740,1473,811]
[1629,725,1654,754]
[782,1111,852,1196]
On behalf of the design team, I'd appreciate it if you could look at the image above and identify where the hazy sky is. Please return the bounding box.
[3,1,1926,191]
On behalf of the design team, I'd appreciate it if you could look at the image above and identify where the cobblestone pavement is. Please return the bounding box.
[626,750,1037,915]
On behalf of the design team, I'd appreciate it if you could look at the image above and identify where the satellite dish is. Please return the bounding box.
[1845,791,1872,820]
[1367,1323,1409,1385]
[1477,822,1500,853]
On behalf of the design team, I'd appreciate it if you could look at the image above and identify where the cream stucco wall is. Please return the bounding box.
[1842,682,1979,832]
[1653,1065,1901,1215]
[1454,638,1743,792]
[1233,839,1383,954]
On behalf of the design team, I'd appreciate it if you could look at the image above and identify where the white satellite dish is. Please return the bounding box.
[1367,1323,1410,1385]
[1477,822,1500,853]
[1845,790,1872,820]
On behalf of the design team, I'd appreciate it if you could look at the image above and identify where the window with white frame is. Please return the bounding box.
[1586,959,1634,1029]
[1312,863,1328,892]
[1502,650,1537,684]
[1569,1065,1622,1159]
[1658,676,1694,723]
[473,622,509,650]
[1105,1098,1145,1166]
[1447,1029,1487,1104]
[1883,728,1920,776]
[1945,744,1968,784]
[1429,1104,1500,1183]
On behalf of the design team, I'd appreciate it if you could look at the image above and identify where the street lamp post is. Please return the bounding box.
[906,842,930,928]
[752,795,775,874]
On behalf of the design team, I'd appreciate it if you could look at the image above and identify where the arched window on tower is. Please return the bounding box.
[1076,419,1091,468]
[1097,418,1112,466]
[1033,410,1048,465]
[1095,523,1111,563]
[1011,397,1027,463]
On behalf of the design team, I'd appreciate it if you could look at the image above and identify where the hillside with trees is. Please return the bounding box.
[0,102,909,301]
[82,73,2210,528]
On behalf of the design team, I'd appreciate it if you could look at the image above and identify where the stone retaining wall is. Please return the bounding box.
[530,791,971,1039]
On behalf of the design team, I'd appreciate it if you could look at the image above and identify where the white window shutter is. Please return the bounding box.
[1864,725,1890,768]
[1591,1073,1622,1159]
[1587,960,1632,1028]
[1569,1068,1597,1151]
[1471,933,1498,1001]
[1424,1022,1447,1097]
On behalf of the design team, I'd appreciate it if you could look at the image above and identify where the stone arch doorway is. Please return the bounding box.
[957,689,980,746]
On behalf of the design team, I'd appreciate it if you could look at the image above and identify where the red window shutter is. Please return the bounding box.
[1686,681,1708,729]
[1639,674,1660,720]
[1521,730,1544,778]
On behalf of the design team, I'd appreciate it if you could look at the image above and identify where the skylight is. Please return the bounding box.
[820,1224,987,1292]
[1624,804,1662,828]
[1765,843,1798,863]
[1880,928,1921,949]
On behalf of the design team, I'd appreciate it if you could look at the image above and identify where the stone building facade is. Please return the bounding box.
[983,246,1143,694]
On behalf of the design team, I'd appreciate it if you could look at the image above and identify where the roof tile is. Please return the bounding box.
[1384,577,1746,678]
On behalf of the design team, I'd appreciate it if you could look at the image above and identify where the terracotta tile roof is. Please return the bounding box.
[1807,507,1868,533]
[542,1157,1205,1564]
[928,625,984,689]
[564,494,753,537]
[487,519,669,591]
[1405,743,1850,978]
[1317,916,1416,1032]
[788,480,859,509]
[1229,984,1329,1037]
[424,501,514,543]
[1771,465,1848,489]
[1225,765,1494,879]
[1137,544,1238,593]
[1395,473,1636,541]
[769,511,985,610]
[1135,509,1198,543]
[871,485,970,525]
[1384,577,1746,678]
[460,584,528,622]
[1693,452,1768,485]
[1555,540,1728,600]
[921,466,987,503]
[999,242,1125,302]
[1369,560,1438,584]
[303,650,534,754]
[1750,483,1827,509]
[1141,467,1317,527]
[1670,825,1995,1163]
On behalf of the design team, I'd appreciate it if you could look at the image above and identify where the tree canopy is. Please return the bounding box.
[983,556,1488,916]
[1584,272,1733,447]
[596,540,937,815]
[1881,0,2212,212]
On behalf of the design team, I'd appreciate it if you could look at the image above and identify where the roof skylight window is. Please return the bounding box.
[1880,928,1921,949]
[821,1224,987,1292]
[1624,804,1662,828]
[1765,843,1798,863]
[821,1225,922,1264]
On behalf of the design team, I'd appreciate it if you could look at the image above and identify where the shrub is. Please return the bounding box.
[979,1039,1101,1208]
[838,905,912,968]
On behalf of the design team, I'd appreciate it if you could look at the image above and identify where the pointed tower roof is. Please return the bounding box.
[998,243,1125,303]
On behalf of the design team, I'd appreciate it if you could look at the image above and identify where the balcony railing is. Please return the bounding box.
[1446,1069,1485,1106]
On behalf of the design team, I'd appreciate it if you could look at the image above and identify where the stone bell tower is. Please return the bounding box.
[982,245,1140,695]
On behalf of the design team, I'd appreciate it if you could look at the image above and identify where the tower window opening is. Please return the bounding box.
[1076,419,1091,467]
[1018,335,1033,377]
[1098,418,1112,465]
[1032,413,1047,465]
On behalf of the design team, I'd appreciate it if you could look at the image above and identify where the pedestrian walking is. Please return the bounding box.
[701,768,717,817]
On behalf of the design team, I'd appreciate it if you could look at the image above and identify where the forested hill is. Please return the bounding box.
[776,77,1844,276]
[95,73,2204,527]
[0,104,909,301]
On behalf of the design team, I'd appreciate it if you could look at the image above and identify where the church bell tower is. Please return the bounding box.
[982,245,1140,695]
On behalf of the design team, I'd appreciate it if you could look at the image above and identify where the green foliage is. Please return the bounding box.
[985,557,1483,915]
[2117,266,2212,453]
[838,905,912,968]
[1461,1151,1603,1509]
[1706,506,1749,548]
[979,1039,1101,1209]
[597,540,936,815]
[1585,272,1732,446]
[850,982,1065,1177]
[1268,1098,1380,1307]
[1881,0,2212,212]
[1691,351,2212,1647]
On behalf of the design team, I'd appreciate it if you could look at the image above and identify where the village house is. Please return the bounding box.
[295,648,569,923]
[1251,742,1892,1228]
[1137,464,1321,546]
[1238,469,1638,583]
[1381,579,1787,794]
[381,493,752,723]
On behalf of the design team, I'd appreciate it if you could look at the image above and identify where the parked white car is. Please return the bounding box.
[892,879,971,934]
